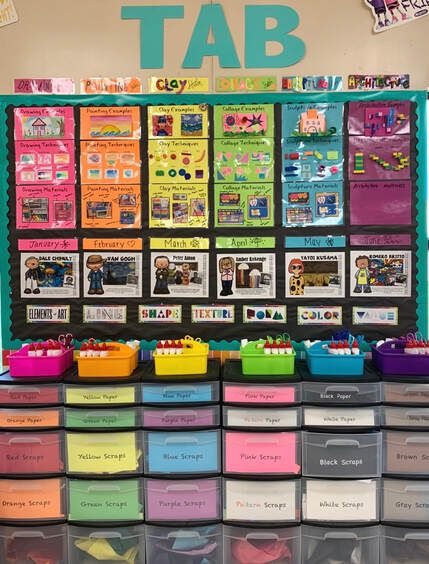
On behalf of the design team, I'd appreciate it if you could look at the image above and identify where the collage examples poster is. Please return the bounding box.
[80,106,141,139]
[213,104,274,138]
[81,185,141,229]
[80,140,141,184]
[350,250,412,297]
[20,253,79,298]
[149,184,208,228]
[14,106,75,140]
[285,252,345,298]
[16,185,76,229]
[148,139,208,184]
[148,104,209,139]
[150,252,209,298]
[214,138,274,183]
[216,253,276,299]
[282,180,343,227]
[83,252,142,298]
[214,184,274,227]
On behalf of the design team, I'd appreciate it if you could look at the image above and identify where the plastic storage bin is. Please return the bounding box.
[303,406,380,429]
[383,382,429,405]
[383,406,429,428]
[65,383,138,406]
[223,525,300,564]
[68,478,143,523]
[306,341,365,376]
[145,477,221,523]
[66,431,142,476]
[223,479,300,524]
[144,429,221,476]
[0,477,66,522]
[0,523,67,564]
[372,340,429,375]
[153,338,209,376]
[381,526,429,564]
[146,524,221,564]
[77,342,138,378]
[223,406,301,429]
[65,407,139,430]
[302,525,380,564]
[68,524,145,564]
[142,380,220,405]
[8,345,74,378]
[302,381,381,405]
[0,430,64,476]
[382,479,429,523]
[0,374,63,406]
[240,340,296,376]
[0,406,63,430]
[302,431,382,478]
[302,479,379,524]
[142,405,220,429]
[383,430,429,475]
[223,380,301,405]
[223,430,301,476]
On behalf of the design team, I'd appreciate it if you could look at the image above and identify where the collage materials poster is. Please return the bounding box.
[350,180,412,225]
[16,185,76,229]
[214,138,274,183]
[282,103,344,138]
[150,252,209,298]
[348,101,410,136]
[83,252,142,298]
[282,180,343,227]
[214,183,274,227]
[80,106,141,140]
[148,104,209,139]
[285,252,345,298]
[364,0,429,33]
[20,253,79,298]
[213,104,275,138]
[80,140,140,184]
[14,107,75,140]
[348,135,410,181]
[15,140,75,185]
[282,137,343,182]
[81,185,141,229]
[216,253,276,299]
[350,250,412,297]
[148,139,208,184]
[149,184,208,228]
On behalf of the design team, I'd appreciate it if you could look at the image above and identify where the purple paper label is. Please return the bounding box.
[350,234,412,246]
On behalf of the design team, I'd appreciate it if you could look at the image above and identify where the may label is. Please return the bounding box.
[353,307,398,326]
[26,305,70,323]
[139,305,182,323]
[243,305,286,323]
[285,236,346,249]
[297,306,342,326]
[192,305,235,323]
[83,305,127,324]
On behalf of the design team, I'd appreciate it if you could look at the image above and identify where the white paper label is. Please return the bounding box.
[226,408,298,428]
[225,480,296,521]
[304,407,375,427]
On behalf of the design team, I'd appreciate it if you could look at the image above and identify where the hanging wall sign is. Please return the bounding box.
[365,0,429,33]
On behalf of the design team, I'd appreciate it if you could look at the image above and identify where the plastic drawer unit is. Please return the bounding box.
[302,381,381,406]
[142,405,220,429]
[380,526,429,564]
[0,523,67,564]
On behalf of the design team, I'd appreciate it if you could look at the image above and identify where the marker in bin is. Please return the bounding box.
[156,340,184,355]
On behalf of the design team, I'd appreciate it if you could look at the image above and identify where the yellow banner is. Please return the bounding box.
[149,77,209,94]
[150,237,210,250]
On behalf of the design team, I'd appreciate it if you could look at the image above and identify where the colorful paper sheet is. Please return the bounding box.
[83,252,142,298]
[285,252,345,298]
[20,253,79,299]
[214,183,274,227]
[282,103,344,137]
[80,140,140,184]
[348,135,410,181]
[348,101,410,136]
[81,184,141,229]
[214,138,274,183]
[282,137,343,182]
[282,181,343,227]
[14,106,75,140]
[16,185,76,229]
[350,180,412,225]
[149,184,208,228]
[214,104,274,138]
[148,139,208,184]
[148,104,209,139]
[80,106,141,139]
[15,140,75,185]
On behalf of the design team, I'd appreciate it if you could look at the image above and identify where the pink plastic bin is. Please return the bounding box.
[8,346,74,378]
[372,340,429,376]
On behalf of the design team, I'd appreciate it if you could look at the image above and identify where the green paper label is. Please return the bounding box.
[216,236,276,249]
[65,408,137,429]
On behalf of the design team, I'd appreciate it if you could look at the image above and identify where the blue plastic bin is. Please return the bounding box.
[306,342,365,376]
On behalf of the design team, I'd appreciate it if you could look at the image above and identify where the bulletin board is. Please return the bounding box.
[0,91,426,350]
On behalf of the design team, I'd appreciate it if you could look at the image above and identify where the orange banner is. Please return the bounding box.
[83,238,143,251]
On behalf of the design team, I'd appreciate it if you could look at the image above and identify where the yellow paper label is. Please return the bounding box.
[65,386,136,405]
[149,237,210,250]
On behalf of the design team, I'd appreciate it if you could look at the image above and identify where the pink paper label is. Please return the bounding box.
[350,234,412,246]
[14,107,75,140]
[16,185,76,229]
[15,140,76,185]
[224,385,295,404]
[224,431,300,474]
[18,239,78,251]
[13,78,75,94]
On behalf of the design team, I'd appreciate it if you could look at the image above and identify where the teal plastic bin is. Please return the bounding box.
[306,342,365,376]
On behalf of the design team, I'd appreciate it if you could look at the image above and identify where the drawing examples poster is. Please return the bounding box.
[150,252,209,298]
[216,254,276,299]
[83,252,142,298]
[14,107,75,140]
[285,252,345,298]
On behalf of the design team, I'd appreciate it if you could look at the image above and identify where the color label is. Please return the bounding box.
[0,478,64,520]
[65,386,136,405]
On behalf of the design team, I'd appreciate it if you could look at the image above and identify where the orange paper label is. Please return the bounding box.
[0,409,60,428]
[83,238,143,251]
[80,77,142,94]
[0,478,64,519]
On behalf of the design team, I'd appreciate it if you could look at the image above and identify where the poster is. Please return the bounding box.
[80,140,140,184]
[214,138,274,183]
[83,252,142,298]
[282,103,344,137]
[364,0,429,33]
[16,185,76,229]
[80,106,141,139]
[213,104,274,137]
[149,184,208,228]
[282,181,343,227]
[282,137,343,182]
[216,253,276,299]
[150,252,209,298]
[15,140,75,185]
[348,101,410,136]
[350,250,412,297]
[81,184,141,229]
[214,183,274,227]
[348,135,410,181]
[350,180,411,225]
[148,139,208,184]
[20,253,79,298]
[14,106,74,140]
[148,104,209,138]
[285,252,345,298]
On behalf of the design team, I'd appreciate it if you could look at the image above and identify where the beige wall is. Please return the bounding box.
[0,0,428,93]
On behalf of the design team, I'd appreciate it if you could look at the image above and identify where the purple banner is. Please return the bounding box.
[350,234,412,247]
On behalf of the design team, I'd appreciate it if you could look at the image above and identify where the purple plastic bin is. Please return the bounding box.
[372,342,429,376]
[8,346,74,378]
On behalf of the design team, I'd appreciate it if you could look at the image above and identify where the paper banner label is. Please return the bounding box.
[348,74,410,89]
[13,78,74,94]
[350,234,411,247]
[82,238,142,251]
[139,305,182,323]
[18,239,78,251]
[285,236,346,249]
[26,305,70,323]
[65,387,136,405]
[282,75,343,92]
[215,76,277,92]
[149,77,209,93]
[297,306,342,325]
[83,305,127,324]
[0,409,60,428]
[149,238,209,250]
[216,237,275,249]
[191,305,235,323]
[352,307,398,325]
[80,77,142,94]
[243,305,286,323]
